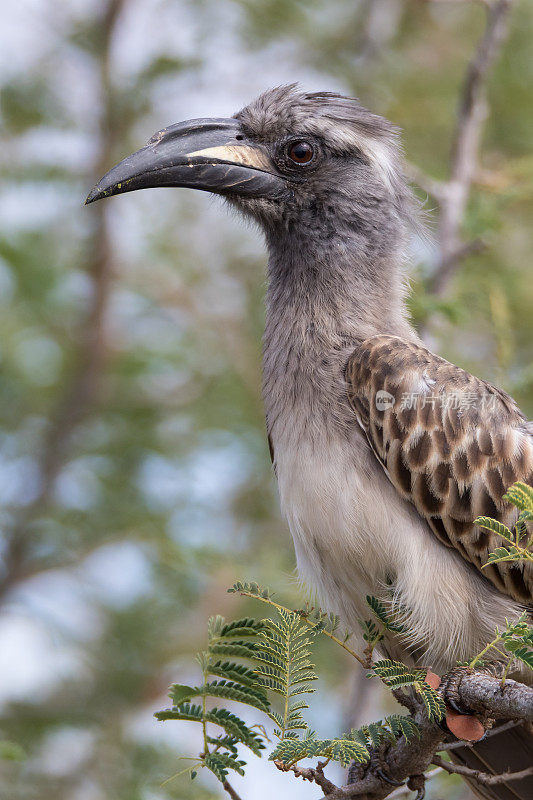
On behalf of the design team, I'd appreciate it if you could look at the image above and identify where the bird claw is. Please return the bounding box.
[441,669,474,716]
[369,750,405,786]
[375,767,404,786]
[445,695,475,716]
[407,773,426,799]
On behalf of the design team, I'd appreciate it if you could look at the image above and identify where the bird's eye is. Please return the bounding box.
[288,141,314,164]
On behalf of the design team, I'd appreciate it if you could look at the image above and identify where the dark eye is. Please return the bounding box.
[288,141,314,164]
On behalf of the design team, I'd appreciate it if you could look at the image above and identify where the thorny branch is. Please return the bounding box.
[410,0,515,324]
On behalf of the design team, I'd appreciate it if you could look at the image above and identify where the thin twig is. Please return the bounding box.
[236,590,368,666]
[438,718,522,750]
[386,768,443,798]
[428,0,514,296]
[404,161,446,204]
[275,760,339,794]
[432,754,533,786]
[421,0,492,7]
[223,779,244,800]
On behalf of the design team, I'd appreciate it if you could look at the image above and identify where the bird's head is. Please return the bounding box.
[87,85,414,246]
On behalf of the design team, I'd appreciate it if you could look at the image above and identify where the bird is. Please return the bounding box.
[87,85,532,800]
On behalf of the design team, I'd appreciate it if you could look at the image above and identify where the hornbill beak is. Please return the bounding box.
[85,118,287,204]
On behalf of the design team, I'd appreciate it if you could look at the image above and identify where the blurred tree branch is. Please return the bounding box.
[0,0,127,603]
[408,0,514,333]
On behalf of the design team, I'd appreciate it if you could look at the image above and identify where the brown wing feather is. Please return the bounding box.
[346,334,533,605]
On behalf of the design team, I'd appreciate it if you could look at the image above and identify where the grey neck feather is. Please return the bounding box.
[261,208,418,439]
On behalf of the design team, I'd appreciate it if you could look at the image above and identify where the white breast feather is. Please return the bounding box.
[272,427,523,672]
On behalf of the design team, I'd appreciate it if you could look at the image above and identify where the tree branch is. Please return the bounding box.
[312,667,533,799]
[223,780,244,800]
[432,754,533,786]
[438,717,522,749]
[0,0,127,604]
[408,0,515,332]
[456,671,533,721]
[429,0,514,296]
[275,760,339,794]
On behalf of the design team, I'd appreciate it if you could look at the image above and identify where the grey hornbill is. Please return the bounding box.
[87,86,533,799]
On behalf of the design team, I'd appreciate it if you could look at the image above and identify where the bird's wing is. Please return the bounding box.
[345,334,533,605]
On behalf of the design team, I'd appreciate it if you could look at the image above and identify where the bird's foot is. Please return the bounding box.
[407,773,426,800]
[440,668,474,716]
[370,751,404,787]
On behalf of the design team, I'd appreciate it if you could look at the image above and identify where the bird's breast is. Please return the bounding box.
[268,411,523,671]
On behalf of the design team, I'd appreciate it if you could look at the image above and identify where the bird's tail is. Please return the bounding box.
[449,721,533,800]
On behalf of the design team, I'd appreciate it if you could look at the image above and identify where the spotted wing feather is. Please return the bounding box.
[346,335,533,605]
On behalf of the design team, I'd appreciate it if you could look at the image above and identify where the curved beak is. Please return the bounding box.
[85,118,287,204]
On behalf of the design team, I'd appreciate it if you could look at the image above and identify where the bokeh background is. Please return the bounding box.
[1,1,532,798]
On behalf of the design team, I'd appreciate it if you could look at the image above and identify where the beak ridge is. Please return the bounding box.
[85,118,287,204]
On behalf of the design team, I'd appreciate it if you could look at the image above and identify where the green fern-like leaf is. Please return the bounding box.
[328,737,370,767]
[203,752,229,782]
[269,731,369,768]
[169,680,269,712]
[156,704,265,756]
[209,640,259,659]
[204,752,246,781]
[484,546,521,565]
[207,660,258,686]
[371,659,425,685]
[254,609,318,739]
[156,702,204,724]
[206,734,239,756]
[269,737,312,764]
[218,617,265,638]
[503,482,533,512]
[205,708,265,755]
[359,618,384,645]
[416,685,446,721]
[385,715,420,741]
[371,660,445,721]
[501,613,533,669]
[268,714,421,769]
[228,581,274,600]
[474,517,515,543]
[361,721,388,749]
[510,646,533,670]
[366,596,405,633]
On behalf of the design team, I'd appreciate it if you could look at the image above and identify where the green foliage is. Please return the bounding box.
[155,614,268,783]
[476,481,533,566]
[157,584,430,789]
[269,716,419,768]
[255,609,318,739]
[358,595,406,658]
[228,581,275,601]
[499,612,533,671]
[504,482,533,511]
[365,596,404,634]
[370,660,445,722]
[0,740,26,762]
[471,482,533,672]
